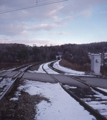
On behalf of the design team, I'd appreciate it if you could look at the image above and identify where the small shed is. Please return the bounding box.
[91,54,101,75]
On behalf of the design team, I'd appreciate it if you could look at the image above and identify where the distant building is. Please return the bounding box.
[56,52,62,60]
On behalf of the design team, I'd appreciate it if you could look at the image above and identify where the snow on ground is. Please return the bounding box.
[0,78,12,89]
[53,60,85,75]
[28,64,46,73]
[17,80,96,120]
[0,78,15,99]
[8,67,17,71]
[85,88,107,118]
[97,87,107,93]
[64,85,77,89]
[43,61,59,74]
[28,61,59,74]
[0,70,6,73]
[0,67,16,73]
[91,87,107,100]
[10,97,18,101]
[28,60,85,75]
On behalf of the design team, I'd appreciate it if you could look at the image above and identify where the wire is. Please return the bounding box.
[0,0,67,14]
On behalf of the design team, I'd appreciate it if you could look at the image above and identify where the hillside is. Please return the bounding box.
[0,42,107,64]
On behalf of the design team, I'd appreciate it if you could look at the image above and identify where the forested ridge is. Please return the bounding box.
[0,42,107,64]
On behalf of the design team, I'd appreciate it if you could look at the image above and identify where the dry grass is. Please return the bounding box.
[101,66,107,75]
[0,63,21,70]
[0,79,50,120]
[59,59,91,72]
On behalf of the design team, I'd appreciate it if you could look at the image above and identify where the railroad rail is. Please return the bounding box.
[43,62,107,120]
[0,63,35,104]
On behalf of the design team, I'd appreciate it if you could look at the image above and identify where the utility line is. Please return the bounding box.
[0,0,67,14]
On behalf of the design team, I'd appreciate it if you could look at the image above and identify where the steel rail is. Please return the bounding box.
[0,63,36,104]
[49,61,107,96]
[43,62,107,120]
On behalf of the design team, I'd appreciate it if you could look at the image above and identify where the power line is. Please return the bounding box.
[0,0,67,14]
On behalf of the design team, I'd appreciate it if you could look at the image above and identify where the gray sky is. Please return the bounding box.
[0,0,107,46]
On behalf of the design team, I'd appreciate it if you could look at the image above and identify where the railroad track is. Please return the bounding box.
[0,63,35,104]
[43,61,107,120]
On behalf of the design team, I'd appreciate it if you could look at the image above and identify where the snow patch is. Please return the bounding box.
[43,61,59,74]
[28,64,46,73]
[53,60,85,75]
[0,78,12,89]
[18,80,96,120]
[10,97,18,101]
[28,61,59,74]
[97,87,107,93]
[64,85,77,89]
[85,87,107,118]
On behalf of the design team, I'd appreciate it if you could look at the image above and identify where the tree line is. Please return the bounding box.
[0,42,107,65]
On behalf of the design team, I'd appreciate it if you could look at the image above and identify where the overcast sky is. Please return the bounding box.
[0,0,107,46]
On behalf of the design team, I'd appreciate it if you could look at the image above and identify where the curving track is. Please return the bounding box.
[0,61,107,120]
[43,61,107,120]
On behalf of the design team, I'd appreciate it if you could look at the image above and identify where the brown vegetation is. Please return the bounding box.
[0,42,107,64]
[101,66,107,76]
[0,63,21,70]
[59,59,91,72]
